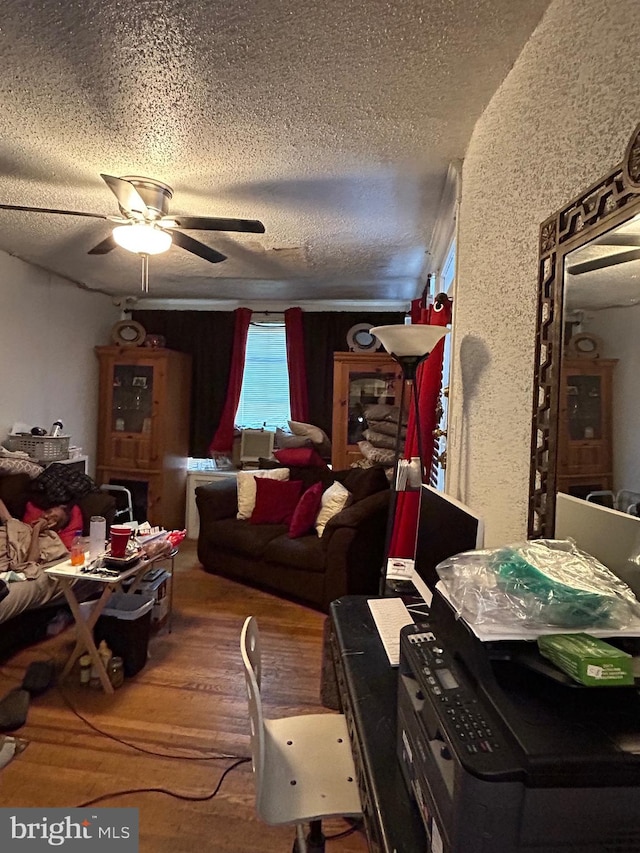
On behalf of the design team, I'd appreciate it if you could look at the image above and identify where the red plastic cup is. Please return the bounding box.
[110,525,132,558]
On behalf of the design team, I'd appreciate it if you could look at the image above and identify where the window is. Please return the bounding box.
[235,321,291,429]
[433,238,456,491]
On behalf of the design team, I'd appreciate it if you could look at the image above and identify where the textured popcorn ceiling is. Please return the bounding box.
[448,0,640,545]
[0,0,550,304]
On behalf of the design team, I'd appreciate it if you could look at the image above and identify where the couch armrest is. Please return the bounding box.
[196,479,239,524]
[320,489,390,607]
[323,490,389,535]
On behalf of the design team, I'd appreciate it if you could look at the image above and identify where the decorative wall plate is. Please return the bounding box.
[567,332,602,359]
[346,323,382,352]
[111,320,146,347]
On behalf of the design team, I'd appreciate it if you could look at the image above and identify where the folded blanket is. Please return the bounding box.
[362,428,397,450]
[357,440,395,466]
[0,520,68,577]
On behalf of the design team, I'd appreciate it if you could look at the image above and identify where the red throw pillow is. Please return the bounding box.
[274,447,328,468]
[288,481,324,538]
[249,478,303,525]
[23,500,83,550]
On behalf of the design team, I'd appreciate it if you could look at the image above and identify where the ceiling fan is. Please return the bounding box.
[0,173,266,265]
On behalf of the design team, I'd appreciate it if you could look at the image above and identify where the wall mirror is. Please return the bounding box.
[529,121,640,538]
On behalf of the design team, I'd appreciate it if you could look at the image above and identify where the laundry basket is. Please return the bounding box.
[5,434,70,462]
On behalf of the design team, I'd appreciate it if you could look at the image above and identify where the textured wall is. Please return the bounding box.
[0,252,119,474]
[448,0,640,546]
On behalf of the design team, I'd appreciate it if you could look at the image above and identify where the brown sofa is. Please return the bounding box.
[0,470,116,659]
[196,464,390,612]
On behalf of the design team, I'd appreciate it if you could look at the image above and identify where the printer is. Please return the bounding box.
[397,586,640,853]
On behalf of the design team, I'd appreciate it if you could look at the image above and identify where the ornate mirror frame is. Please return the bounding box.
[528,121,640,538]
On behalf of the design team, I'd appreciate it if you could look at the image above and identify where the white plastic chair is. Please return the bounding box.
[240,616,362,853]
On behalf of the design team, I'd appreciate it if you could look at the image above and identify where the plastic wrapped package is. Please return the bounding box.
[136,528,186,560]
[436,539,640,631]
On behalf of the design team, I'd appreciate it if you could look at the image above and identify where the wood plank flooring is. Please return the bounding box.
[0,542,369,853]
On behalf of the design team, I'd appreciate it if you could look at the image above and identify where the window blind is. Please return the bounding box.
[235,322,291,429]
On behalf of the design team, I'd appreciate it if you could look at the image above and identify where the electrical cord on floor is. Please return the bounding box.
[74,756,251,808]
[3,655,249,761]
[56,682,249,762]
[50,665,255,807]
[325,818,365,841]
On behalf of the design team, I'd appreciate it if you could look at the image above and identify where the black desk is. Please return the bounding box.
[329,596,426,853]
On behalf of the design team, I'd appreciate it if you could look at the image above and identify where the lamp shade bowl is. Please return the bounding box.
[370,324,450,357]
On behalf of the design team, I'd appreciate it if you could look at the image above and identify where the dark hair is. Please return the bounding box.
[52,504,71,531]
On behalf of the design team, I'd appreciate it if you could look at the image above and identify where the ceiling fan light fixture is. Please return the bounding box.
[112,223,172,255]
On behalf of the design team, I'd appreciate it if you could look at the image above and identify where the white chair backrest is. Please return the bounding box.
[240,617,266,809]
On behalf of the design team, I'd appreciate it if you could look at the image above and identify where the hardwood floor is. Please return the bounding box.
[0,542,369,853]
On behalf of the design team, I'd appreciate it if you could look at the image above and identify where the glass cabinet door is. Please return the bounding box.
[557,359,616,496]
[111,364,154,434]
[332,352,405,470]
[565,373,602,441]
[347,370,399,444]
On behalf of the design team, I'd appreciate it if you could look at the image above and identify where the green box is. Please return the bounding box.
[537,633,634,687]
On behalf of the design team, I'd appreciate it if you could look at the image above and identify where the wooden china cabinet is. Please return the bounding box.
[95,346,192,529]
[557,358,617,499]
[331,352,405,470]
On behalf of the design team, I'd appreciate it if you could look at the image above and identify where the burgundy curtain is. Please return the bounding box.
[284,307,309,422]
[389,297,453,557]
[208,307,252,455]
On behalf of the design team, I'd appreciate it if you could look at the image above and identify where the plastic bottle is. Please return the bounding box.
[79,654,92,686]
[98,639,113,672]
[109,656,125,689]
[70,530,85,566]
[90,640,113,689]
[49,420,64,437]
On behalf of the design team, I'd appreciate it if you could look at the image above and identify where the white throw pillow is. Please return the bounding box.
[315,481,351,537]
[236,468,290,519]
[288,420,329,447]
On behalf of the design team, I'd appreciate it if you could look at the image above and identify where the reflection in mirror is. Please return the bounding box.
[529,121,640,538]
[559,212,640,510]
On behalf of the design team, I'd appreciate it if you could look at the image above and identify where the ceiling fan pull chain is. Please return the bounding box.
[141,254,149,293]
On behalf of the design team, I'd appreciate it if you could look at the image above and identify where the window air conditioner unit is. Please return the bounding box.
[240,429,275,467]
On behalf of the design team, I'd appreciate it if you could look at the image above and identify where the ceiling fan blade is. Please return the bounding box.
[0,202,107,220]
[567,248,640,275]
[169,230,227,263]
[100,174,150,218]
[592,233,640,247]
[167,215,265,234]
[88,234,117,255]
